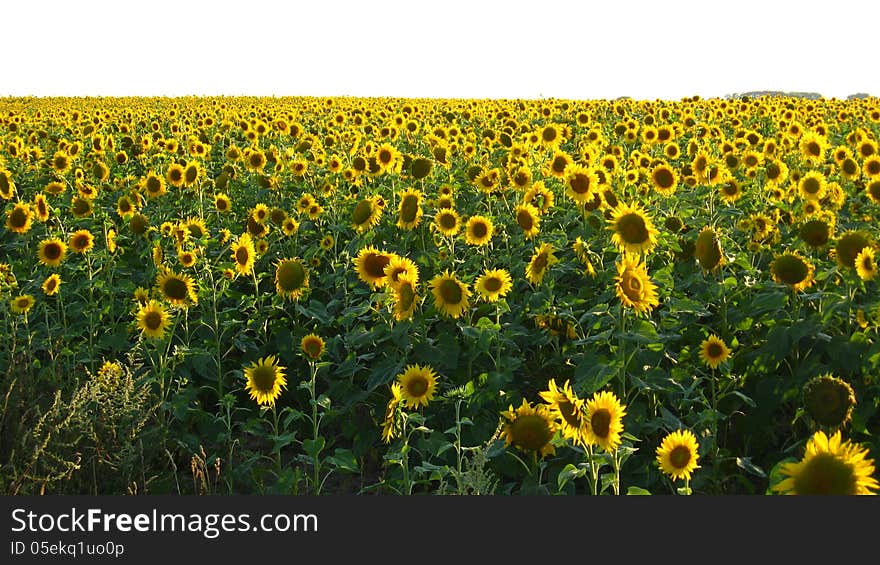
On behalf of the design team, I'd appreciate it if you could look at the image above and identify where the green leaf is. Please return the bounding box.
[325,448,359,473]
[557,463,587,491]
[626,486,652,495]
[302,437,325,459]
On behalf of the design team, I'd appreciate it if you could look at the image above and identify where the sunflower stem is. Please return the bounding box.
[586,443,599,496]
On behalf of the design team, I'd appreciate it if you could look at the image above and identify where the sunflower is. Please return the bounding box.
[772,430,878,495]
[803,374,856,429]
[10,294,35,315]
[5,202,32,234]
[37,238,67,267]
[656,429,701,482]
[464,215,494,246]
[396,188,423,230]
[178,249,198,269]
[382,383,404,444]
[539,379,586,445]
[700,334,731,369]
[44,181,66,196]
[434,208,461,237]
[468,263,513,302]
[563,163,599,205]
[429,270,470,319]
[281,217,299,236]
[274,258,309,300]
[525,242,558,285]
[32,194,50,222]
[244,355,288,407]
[354,246,392,289]
[577,389,625,453]
[136,299,172,339]
[798,171,827,201]
[155,268,198,306]
[500,399,558,458]
[41,274,61,296]
[609,202,659,256]
[770,251,815,292]
[230,233,256,276]
[244,149,267,173]
[799,213,835,248]
[185,217,208,240]
[650,162,679,196]
[396,364,438,409]
[615,255,660,315]
[0,169,16,199]
[300,333,326,360]
[351,196,382,233]
[384,255,419,290]
[142,172,167,199]
[391,273,419,321]
[133,286,150,304]
[214,193,232,213]
[166,163,185,188]
[514,203,541,239]
[855,247,878,281]
[834,230,871,269]
[694,226,724,272]
[69,229,95,253]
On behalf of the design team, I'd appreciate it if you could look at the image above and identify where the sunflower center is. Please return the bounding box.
[144,310,162,330]
[590,409,611,438]
[236,246,250,266]
[439,279,463,305]
[805,141,821,157]
[250,365,277,394]
[569,173,590,194]
[618,213,648,244]
[793,453,857,495]
[517,209,534,231]
[405,376,428,398]
[531,253,549,274]
[774,255,809,285]
[707,343,724,358]
[439,212,457,230]
[277,260,305,291]
[669,445,692,469]
[364,253,390,278]
[559,401,581,429]
[511,414,553,451]
[471,221,488,238]
[800,220,830,247]
[836,234,868,267]
[400,195,419,222]
[802,177,821,195]
[163,277,188,300]
[146,177,161,193]
[44,243,62,260]
[10,207,28,228]
[169,169,182,182]
[72,235,90,250]
[842,159,858,175]
[552,156,568,174]
[483,277,502,292]
[654,168,674,189]
[622,272,643,301]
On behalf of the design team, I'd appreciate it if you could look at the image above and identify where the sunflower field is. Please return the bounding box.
[1,95,878,496]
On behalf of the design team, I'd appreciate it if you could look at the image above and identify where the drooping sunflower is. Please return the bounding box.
[382,383,404,444]
[69,229,95,253]
[10,294,35,315]
[155,267,198,306]
[5,202,32,234]
[772,430,878,495]
[855,247,878,281]
[32,194,50,222]
[300,333,326,360]
[583,390,626,452]
[396,188,423,230]
[694,227,724,272]
[475,268,513,303]
[803,374,856,429]
[525,242,558,285]
[136,299,172,339]
[37,238,67,267]
[354,246,392,289]
[656,429,701,482]
[243,355,288,407]
[501,398,558,458]
[615,255,660,315]
[464,215,494,246]
[434,208,461,237]
[770,251,815,292]
[391,273,419,321]
[396,364,439,409]
[539,379,587,445]
[700,334,731,369]
[384,255,419,290]
[230,233,256,276]
[274,258,309,300]
[429,270,470,319]
[514,203,541,239]
[834,230,871,269]
[609,201,659,256]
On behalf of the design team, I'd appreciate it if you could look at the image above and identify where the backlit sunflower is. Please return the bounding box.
[475,268,513,302]
[583,390,626,452]
[300,333,326,360]
[609,201,659,256]
[514,203,541,239]
[155,267,198,306]
[772,430,878,495]
[429,270,470,319]
[32,194,50,222]
[525,242,558,285]
[501,398,558,458]
[539,379,587,445]
[700,334,731,369]
[397,364,438,409]
[656,429,701,482]
[434,208,461,237]
[354,246,392,289]
[5,202,32,234]
[615,255,660,315]
[464,215,494,246]
[391,273,419,321]
[10,294,35,315]
[855,247,877,281]
[69,229,95,253]
[396,188,423,230]
[275,258,309,300]
[803,374,856,429]
[770,251,815,292]
[37,238,67,267]
[798,213,835,248]
[244,355,288,407]
[230,233,256,276]
[136,299,172,339]
[41,273,61,296]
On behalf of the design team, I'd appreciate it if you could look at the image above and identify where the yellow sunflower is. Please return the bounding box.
[230,233,256,276]
[214,193,232,213]
[382,383,404,444]
[563,163,599,204]
[770,251,815,292]
[351,196,382,233]
[244,355,288,407]
[397,364,439,409]
[5,202,32,234]
[525,242,558,285]
[538,379,587,445]
[583,390,626,452]
[391,273,419,321]
[474,268,513,302]
[41,274,61,296]
[803,374,856,429]
[615,255,660,315]
[69,229,95,253]
[656,429,701,482]
[275,258,309,300]
[650,162,679,196]
[354,246,392,289]
[300,333,326,360]
[700,334,731,369]
[464,215,494,246]
[609,202,659,256]
[501,398,558,458]
[37,238,67,267]
[429,270,470,319]
[396,188,424,230]
[434,208,461,237]
[514,203,541,239]
[772,430,878,495]
[855,247,877,281]
[136,299,172,339]
[384,255,419,290]
[10,294,35,315]
[798,170,827,201]
[155,268,198,306]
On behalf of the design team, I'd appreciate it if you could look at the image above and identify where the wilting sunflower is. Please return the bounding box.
[615,255,660,315]
[434,208,461,236]
[5,202,32,234]
[464,215,494,246]
[10,293,35,315]
[275,258,309,300]
[564,163,599,204]
[803,374,856,429]
[501,398,558,458]
[514,203,541,239]
[525,242,559,285]
[384,255,419,290]
[770,251,815,292]
[539,379,586,445]
[37,238,67,267]
[69,229,95,253]
[475,268,513,302]
[429,270,470,319]
[351,196,382,233]
[41,274,61,296]
[396,364,439,409]
[230,233,256,276]
[155,268,198,306]
[300,333,326,360]
[396,188,423,230]
[214,193,232,213]
[609,201,659,256]
[583,390,626,452]
[391,273,419,321]
[855,247,878,281]
[834,230,871,269]
[354,246,392,289]
[243,355,288,407]
[136,299,172,339]
[694,227,724,272]
[700,334,731,369]
[382,382,405,443]
[656,429,701,482]
[772,430,878,495]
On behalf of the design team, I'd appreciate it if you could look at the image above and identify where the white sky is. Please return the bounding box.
[3,0,878,100]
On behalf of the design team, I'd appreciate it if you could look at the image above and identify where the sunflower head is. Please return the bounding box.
[475,268,513,303]
[770,251,815,292]
[803,374,856,429]
[136,299,172,340]
[538,379,586,445]
[656,429,701,482]
[798,214,834,248]
[700,334,731,369]
[773,430,878,495]
[615,255,660,315]
[501,398,558,458]
[275,258,309,300]
[429,270,470,319]
[354,246,392,289]
[300,333,326,360]
[155,268,198,306]
[10,294,36,315]
[397,364,438,409]
[609,202,659,256]
[525,243,558,286]
[834,231,871,269]
[855,247,878,281]
[41,274,62,296]
[464,215,495,246]
[694,227,724,272]
[244,355,288,407]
